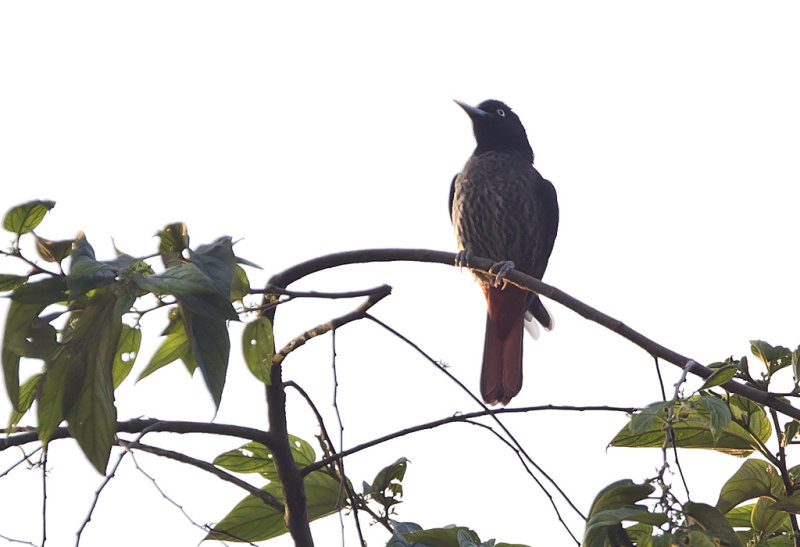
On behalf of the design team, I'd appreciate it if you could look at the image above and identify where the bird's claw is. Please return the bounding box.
[489,260,515,288]
[455,249,473,269]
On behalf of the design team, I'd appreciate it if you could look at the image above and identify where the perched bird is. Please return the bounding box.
[450,99,559,405]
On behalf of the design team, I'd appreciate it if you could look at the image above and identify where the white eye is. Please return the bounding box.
[496,108,506,117]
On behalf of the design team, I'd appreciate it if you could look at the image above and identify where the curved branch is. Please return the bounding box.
[0,419,275,452]
[260,248,800,421]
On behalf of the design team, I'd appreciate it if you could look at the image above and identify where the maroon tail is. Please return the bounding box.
[480,284,527,405]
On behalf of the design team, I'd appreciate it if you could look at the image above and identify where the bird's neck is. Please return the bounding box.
[474,143,534,164]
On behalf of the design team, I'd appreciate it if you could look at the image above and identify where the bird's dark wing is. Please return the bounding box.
[536,177,559,270]
[448,173,457,222]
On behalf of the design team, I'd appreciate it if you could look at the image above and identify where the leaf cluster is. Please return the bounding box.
[587,340,800,546]
[0,200,268,473]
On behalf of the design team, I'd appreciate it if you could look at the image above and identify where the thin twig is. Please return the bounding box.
[285,380,382,541]
[76,422,167,544]
[40,449,47,547]
[653,356,667,402]
[365,313,586,526]
[0,446,42,479]
[464,419,580,545]
[119,440,284,512]
[272,285,391,367]
[126,451,248,546]
[0,533,37,546]
[75,447,128,546]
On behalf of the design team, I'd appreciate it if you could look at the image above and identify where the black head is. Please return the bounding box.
[455,99,534,163]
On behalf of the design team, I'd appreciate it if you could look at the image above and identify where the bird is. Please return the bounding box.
[450,99,559,405]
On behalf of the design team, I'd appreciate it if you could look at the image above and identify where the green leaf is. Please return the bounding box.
[611,394,769,457]
[213,435,315,480]
[242,317,274,384]
[769,493,800,513]
[207,471,346,542]
[583,479,661,547]
[585,507,668,546]
[0,274,29,292]
[112,324,141,388]
[68,233,115,296]
[700,365,738,389]
[588,479,655,516]
[157,222,189,268]
[752,496,788,535]
[2,300,49,408]
[629,402,669,434]
[10,276,69,305]
[8,373,42,428]
[189,236,236,298]
[637,534,674,547]
[230,264,250,301]
[624,523,653,544]
[64,289,122,473]
[724,504,756,528]
[697,395,732,438]
[402,528,481,547]
[37,349,76,443]
[716,459,784,514]
[685,530,720,547]
[181,304,230,409]
[369,457,408,511]
[3,200,55,235]
[684,502,744,547]
[35,236,74,263]
[751,340,792,375]
[782,421,799,448]
[138,316,194,380]
[135,263,220,296]
[791,347,800,385]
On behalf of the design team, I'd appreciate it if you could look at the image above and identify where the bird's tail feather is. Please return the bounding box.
[481,285,526,405]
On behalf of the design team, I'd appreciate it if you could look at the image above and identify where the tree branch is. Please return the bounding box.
[0,419,276,452]
[259,248,800,421]
[273,285,391,367]
[301,404,636,476]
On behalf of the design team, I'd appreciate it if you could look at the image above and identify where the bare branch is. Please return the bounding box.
[302,404,635,476]
[464,419,580,545]
[273,284,391,367]
[259,248,800,421]
[263,288,392,547]
[1,419,276,453]
[0,533,37,546]
[254,284,390,300]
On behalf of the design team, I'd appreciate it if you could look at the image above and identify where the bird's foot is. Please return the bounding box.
[455,249,473,269]
[489,260,516,288]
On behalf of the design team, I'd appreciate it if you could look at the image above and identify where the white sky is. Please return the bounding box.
[1,2,800,545]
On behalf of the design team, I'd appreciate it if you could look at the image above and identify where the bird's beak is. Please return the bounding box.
[454,99,487,119]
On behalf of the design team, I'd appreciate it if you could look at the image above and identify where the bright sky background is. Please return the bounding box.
[2,2,800,546]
